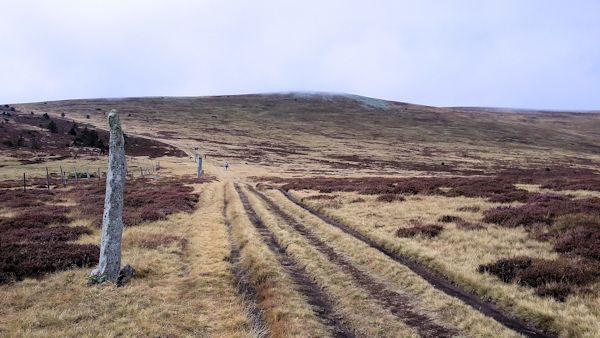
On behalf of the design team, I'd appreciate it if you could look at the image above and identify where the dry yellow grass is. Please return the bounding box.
[224,181,329,337]
[0,153,161,181]
[290,189,600,337]
[515,183,600,199]
[241,185,421,337]
[4,95,600,337]
[266,189,521,337]
[16,96,600,180]
[0,178,253,337]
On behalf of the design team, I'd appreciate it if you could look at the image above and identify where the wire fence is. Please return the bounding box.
[15,159,161,192]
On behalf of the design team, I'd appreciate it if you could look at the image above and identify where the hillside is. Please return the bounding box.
[3,94,600,337]
[11,93,600,177]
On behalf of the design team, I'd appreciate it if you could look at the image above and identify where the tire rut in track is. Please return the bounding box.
[279,188,554,338]
[233,184,355,338]
[246,185,458,338]
[222,188,268,336]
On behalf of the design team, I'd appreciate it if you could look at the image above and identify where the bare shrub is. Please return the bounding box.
[535,283,572,302]
[0,209,71,230]
[0,201,97,284]
[376,193,405,202]
[2,226,91,242]
[304,194,337,201]
[554,224,600,261]
[73,177,200,227]
[483,196,600,228]
[280,176,532,202]
[478,256,600,300]
[478,256,532,283]
[396,224,443,238]
[455,219,485,230]
[0,242,99,283]
[457,205,480,212]
[438,215,462,223]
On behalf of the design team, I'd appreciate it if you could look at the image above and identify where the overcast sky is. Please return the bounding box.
[1,1,599,109]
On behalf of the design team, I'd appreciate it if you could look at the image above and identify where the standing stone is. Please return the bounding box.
[90,110,127,283]
[196,153,203,177]
[46,167,50,192]
[60,166,66,186]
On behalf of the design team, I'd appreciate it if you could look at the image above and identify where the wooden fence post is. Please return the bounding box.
[23,172,26,192]
[60,165,66,186]
[46,167,50,192]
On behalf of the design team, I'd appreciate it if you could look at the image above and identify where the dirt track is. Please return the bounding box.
[222,188,267,335]
[279,188,553,338]
[246,185,458,338]
[234,184,355,337]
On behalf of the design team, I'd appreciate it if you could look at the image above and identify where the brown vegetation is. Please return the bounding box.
[377,193,406,202]
[280,176,533,202]
[438,215,462,223]
[478,257,600,301]
[72,178,200,227]
[127,233,188,250]
[396,224,444,238]
[0,111,186,160]
[457,205,481,212]
[0,193,97,283]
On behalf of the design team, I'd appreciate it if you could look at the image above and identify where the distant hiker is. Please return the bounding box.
[225,161,229,171]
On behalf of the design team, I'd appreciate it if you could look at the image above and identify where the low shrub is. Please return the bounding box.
[554,224,600,261]
[478,256,532,283]
[457,205,480,212]
[396,224,443,238]
[304,194,337,201]
[376,193,405,202]
[0,242,98,283]
[0,189,54,208]
[535,283,572,302]
[73,178,200,227]
[478,256,600,300]
[455,219,485,230]
[438,215,462,223]
[0,191,98,284]
[280,176,532,202]
[483,197,600,228]
[1,226,91,243]
[0,210,71,230]
[518,258,600,287]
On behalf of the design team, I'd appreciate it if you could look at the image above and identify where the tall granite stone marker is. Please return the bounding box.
[196,153,203,177]
[90,110,127,283]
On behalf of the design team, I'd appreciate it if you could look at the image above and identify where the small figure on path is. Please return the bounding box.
[225,161,229,171]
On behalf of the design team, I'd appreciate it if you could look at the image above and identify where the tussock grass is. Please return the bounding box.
[291,189,600,336]
[267,189,522,337]
[242,186,422,337]
[0,176,252,337]
[224,182,328,337]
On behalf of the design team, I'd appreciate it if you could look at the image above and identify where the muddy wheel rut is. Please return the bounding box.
[279,188,554,338]
[243,184,458,338]
[233,184,355,338]
[222,187,267,336]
